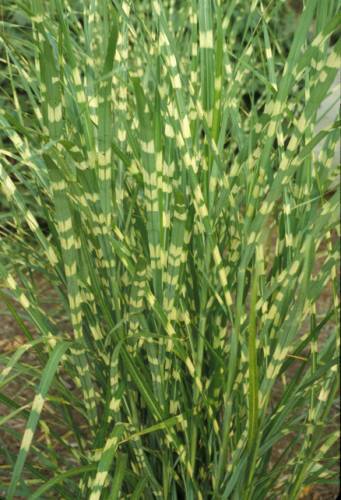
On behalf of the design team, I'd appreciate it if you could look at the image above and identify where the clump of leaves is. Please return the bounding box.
[0,1,340,499]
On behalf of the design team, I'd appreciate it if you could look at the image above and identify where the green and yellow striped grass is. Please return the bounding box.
[0,0,340,498]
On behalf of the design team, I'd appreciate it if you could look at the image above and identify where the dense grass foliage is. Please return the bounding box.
[0,0,340,498]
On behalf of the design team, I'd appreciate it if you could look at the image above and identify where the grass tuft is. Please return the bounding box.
[0,1,340,498]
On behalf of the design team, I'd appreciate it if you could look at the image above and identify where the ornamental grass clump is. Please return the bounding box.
[0,0,340,498]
